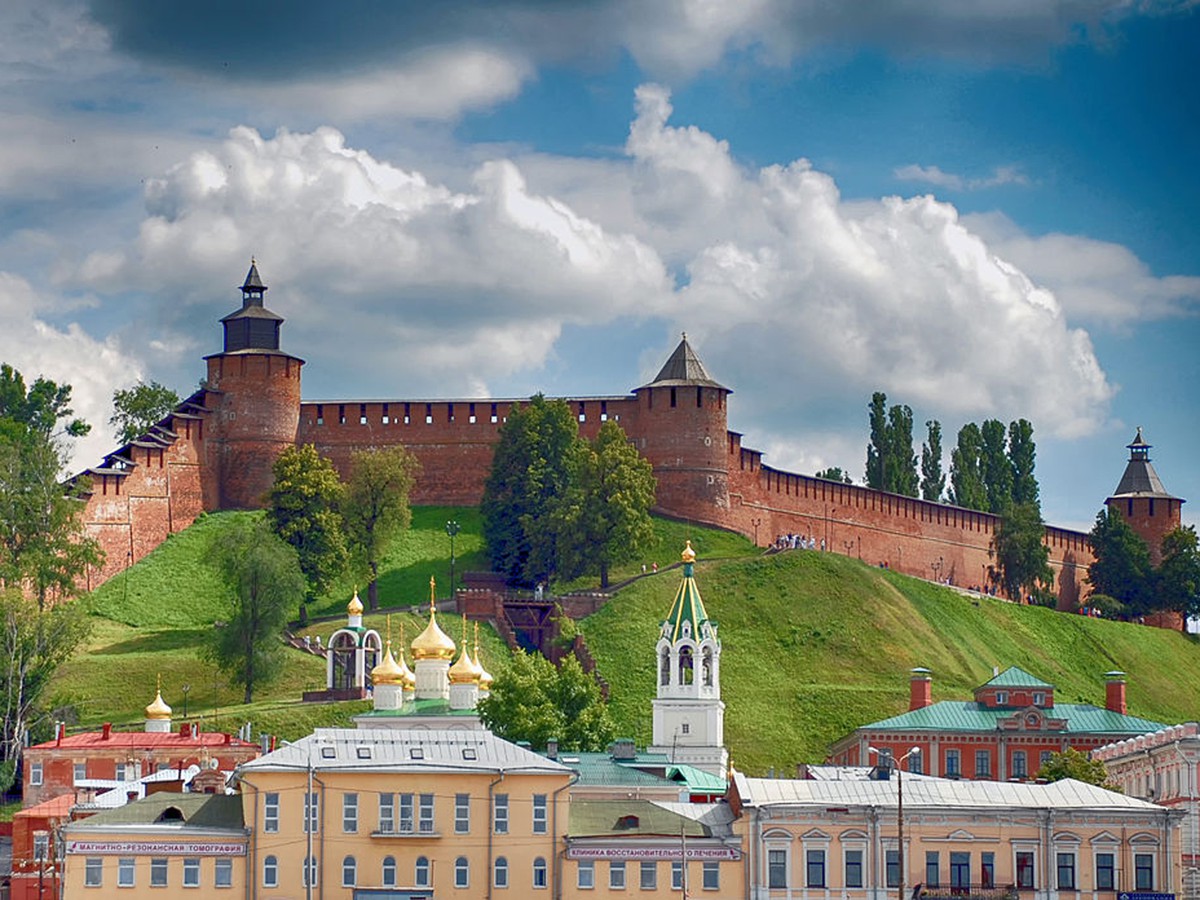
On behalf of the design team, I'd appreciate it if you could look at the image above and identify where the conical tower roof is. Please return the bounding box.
[1108,428,1180,500]
[637,334,728,392]
[661,541,717,642]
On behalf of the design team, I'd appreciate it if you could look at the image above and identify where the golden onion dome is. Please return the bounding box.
[477,655,494,691]
[398,652,416,691]
[347,590,364,616]
[145,688,172,721]
[448,646,480,684]
[412,589,456,661]
[371,642,407,685]
[681,540,696,564]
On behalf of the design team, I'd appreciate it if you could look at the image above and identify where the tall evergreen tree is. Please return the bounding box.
[992,502,1053,602]
[865,392,888,490]
[920,419,945,502]
[948,423,986,511]
[885,404,918,497]
[1088,508,1156,617]
[1008,419,1039,508]
[980,419,1013,514]
[1157,526,1200,622]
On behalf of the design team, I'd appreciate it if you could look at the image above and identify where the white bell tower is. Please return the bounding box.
[650,541,727,779]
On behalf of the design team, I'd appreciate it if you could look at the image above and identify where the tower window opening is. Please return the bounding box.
[702,647,714,686]
[404,403,411,425]
[359,404,367,425]
[1128,499,1134,517]
[679,647,694,685]
[601,400,608,421]
[491,403,498,424]
[338,404,346,425]
[578,402,586,423]
[660,648,670,686]
[697,386,703,408]
[425,403,433,425]
[1149,498,1155,517]
[670,387,677,408]
[469,403,476,424]
[382,403,390,425]
[448,403,455,423]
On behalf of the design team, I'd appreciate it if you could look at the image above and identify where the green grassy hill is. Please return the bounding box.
[581,549,1200,775]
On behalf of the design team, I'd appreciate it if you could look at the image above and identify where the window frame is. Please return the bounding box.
[945,748,961,776]
[494,793,510,834]
[610,860,627,890]
[845,849,864,889]
[342,855,357,888]
[418,792,435,833]
[398,792,414,833]
[415,856,430,888]
[455,856,470,889]
[702,861,720,890]
[578,860,595,890]
[533,793,548,834]
[495,856,509,889]
[379,792,395,833]
[768,848,789,889]
[262,855,278,888]
[533,856,548,889]
[30,761,43,786]
[117,857,135,888]
[455,792,470,834]
[215,858,233,889]
[264,792,279,833]
[1016,851,1035,889]
[1096,852,1115,890]
[150,857,168,888]
[182,857,201,889]
[925,850,940,888]
[640,860,657,890]
[382,856,397,888]
[85,857,103,887]
[1135,853,1154,891]
[342,792,358,833]
[1056,852,1076,891]
[304,790,319,834]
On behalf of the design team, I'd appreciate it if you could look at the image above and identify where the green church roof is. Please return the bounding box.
[661,543,715,642]
[983,666,1054,689]
[865,700,1165,735]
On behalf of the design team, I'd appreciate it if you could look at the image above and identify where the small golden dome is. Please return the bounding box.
[347,590,364,616]
[681,540,696,564]
[145,688,172,721]
[474,624,493,690]
[449,646,480,684]
[398,652,416,690]
[412,591,456,660]
[371,642,407,686]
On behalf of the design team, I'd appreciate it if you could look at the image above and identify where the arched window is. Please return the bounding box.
[533,857,548,889]
[660,647,670,685]
[702,646,714,686]
[679,646,694,685]
[382,856,396,887]
[263,855,278,888]
[495,856,509,888]
[455,856,470,889]
[415,856,430,887]
[342,856,357,887]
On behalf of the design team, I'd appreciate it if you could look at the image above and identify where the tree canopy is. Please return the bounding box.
[0,363,89,439]
[948,418,1040,515]
[1087,508,1156,618]
[110,380,181,444]
[920,419,945,502]
[267,444,348,600]
[991,502,1053,602]
[477,648,616,751]
[343,447,419,609]
[865,392,917,496]
[1036,747,1117,789]
[814,467,853,484]
[208,518,305,704]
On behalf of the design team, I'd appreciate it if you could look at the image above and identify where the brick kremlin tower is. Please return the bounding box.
[203,261,304,509]
[1105,427,1184,564]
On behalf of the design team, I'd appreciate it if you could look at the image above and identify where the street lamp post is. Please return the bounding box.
[445,520,461,597]
[751,517,762,546]
[182,683,191,719]
[870,745,921,900]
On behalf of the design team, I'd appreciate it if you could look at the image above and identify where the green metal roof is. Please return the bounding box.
[865,700,1166,735]
[663,562,711,642]
[983,667,1054,689]
[568,799,711,838]
[668,764,727,794]
[356,698,478,717]
[70,793,244,829]
[561,752,676,788]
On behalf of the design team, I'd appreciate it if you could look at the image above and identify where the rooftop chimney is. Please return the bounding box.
[101,723,112,741]
[909,668,933,711]
[1105,671,1127,715]
[546,738,559,760]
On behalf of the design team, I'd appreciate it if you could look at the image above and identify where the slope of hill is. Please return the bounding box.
[580,549,1200,774]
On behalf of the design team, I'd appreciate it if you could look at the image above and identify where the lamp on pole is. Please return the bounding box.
[750,517,762,546]
[181,683,191,719]
[869,745,921,900]
[445,520,460,597]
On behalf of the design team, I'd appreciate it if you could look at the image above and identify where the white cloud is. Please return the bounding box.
[895,163,1030,191]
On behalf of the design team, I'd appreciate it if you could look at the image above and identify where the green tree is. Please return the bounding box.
[1008,419,1039,508]
[553,421,656,589]
[266,445,348,601]
[1037,747,1117,788]
[948,423,986,510]
[865,392,888,489]
[991,502,1053,602]
[343,447,419,610]
[477,649,616,751]
[814,467,853,484]
[0,364,89,439]
[0,588,92,792]
[1157,525,1200,622]
[109,381,181,444]
[980,419,1014,514]
[920,419,945,502]
[1088,508,1155,618]
[481,395,579,586]
[885,403,918,497]
[208,518,304,704]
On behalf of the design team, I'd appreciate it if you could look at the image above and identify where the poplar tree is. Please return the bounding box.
[1008,419,1039,508]
[920,420,945,502]
[864,392,918,497]
[266,445,348,601]
[980,419,1014,514]
[948,423,986,511]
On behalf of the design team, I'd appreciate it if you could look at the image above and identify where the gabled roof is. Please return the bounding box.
[861,700,1165,735]
[637,334,728,391]
[551,750,673,789]
[983,666,1053,689]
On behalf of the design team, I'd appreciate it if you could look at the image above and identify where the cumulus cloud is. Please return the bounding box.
[966,211,1200,326]
[0,272,144,469]
[894,163,1031,192]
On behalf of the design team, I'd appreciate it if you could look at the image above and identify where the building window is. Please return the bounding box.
[263,856,277,888]
[533,856,548,889]
[494,793,509,834]
[151,858,168,887]
[379,792,395,832]
[1135,853,1154,890]
[342,856,357,888]
[30,761,43,785]
[996,690,1008,704]
[641,861,657,890]
[415,857,430,888]
[982,852,995,888]
[495,857,509,889]
[302,856,318,888]
[975,749,992,778]
[702,861,720,890]
[951,852,971,890]
[886,850,900,887]
[455,857,470,889]
[1096,853,1115,890]
[1016,851,1035,889]
[945,749,961,776]
[399,792,414,833]
[115,762,128,782]
[118,857,135,887]
[845,850,864,888]
[85,857,103,887]
[382,857,396,888]
[769,849,788,888]
[264,792,279,832]
[926,851,940,887]
[456,793,470,833]
[578,860,595,889]
[183,858,200,888]
[215,858,232,889]
[806,850,826,888]
[672,861,684,890]
[74,762,86,784]
[419,793,435,833]
[1012,750,1027,778]
[304,791,319,833]
[610,861,627,889]
[533,793,548,833]
[343,792,358,832]
[33,833,49,862]
[1033,692,1046,705]
[1056,853,1075,890]
[907,749,923,774]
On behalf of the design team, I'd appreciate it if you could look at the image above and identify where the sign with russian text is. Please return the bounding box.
[1118,893,1175,900]
[66,841,246,856]
[567,845,741,861]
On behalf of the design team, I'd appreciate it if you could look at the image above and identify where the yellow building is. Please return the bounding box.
[235,728,572,898]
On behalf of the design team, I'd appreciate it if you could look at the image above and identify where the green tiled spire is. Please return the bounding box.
[661,541,716,643]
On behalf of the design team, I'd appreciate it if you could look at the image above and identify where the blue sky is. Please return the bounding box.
[1,0,1197,533]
